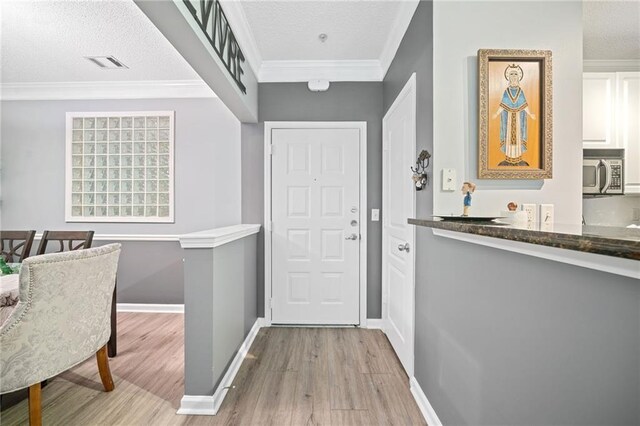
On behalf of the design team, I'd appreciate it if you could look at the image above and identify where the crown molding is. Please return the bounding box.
[0,80,216,101]
[379,0,419,77]
[583,59,640,72]
[259,60,384,83]
[219,0,262,77]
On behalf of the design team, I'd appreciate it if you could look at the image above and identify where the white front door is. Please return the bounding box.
[382,74,416,376]
[271,127,361,324]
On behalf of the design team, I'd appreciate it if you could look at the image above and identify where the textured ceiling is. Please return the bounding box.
[584,0,640,60]
[7,0,631,85]
[240,1,410,61]
[0,0,201,83]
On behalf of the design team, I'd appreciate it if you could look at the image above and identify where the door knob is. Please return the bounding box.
[398,242,410,252]
[345,234,358,240]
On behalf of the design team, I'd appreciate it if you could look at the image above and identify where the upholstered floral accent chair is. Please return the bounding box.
[0,243,121,426]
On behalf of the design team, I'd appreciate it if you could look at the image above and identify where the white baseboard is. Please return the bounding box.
[365,318,384,329]
[116,303,184,313]
[210,318,264,413]
[176,395,217,416]
[178,317,266,416]
[410,376,442,426]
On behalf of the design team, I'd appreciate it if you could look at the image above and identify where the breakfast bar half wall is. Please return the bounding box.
[178,224,261,415]
[409,219,639,425]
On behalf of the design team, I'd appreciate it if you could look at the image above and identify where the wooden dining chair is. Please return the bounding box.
[35,231,94,255]
[36,231,116,357]
[0,230,36,263]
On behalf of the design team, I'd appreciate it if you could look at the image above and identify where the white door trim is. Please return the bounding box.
[264,121,368,327]
[382,73,417,377]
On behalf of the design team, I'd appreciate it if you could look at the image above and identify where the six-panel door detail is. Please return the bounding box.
[271,128,361,324]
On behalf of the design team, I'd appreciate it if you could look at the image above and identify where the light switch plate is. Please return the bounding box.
[442,168,456,191]
[371,209,380,222]
[540,204,554,231]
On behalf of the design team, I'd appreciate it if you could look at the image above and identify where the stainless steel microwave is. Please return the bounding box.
[583,149,624,195]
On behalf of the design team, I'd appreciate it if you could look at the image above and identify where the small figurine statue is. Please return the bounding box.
[461,181,476,216]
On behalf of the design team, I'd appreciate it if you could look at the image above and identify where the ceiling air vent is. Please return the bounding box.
[85,56,128,69]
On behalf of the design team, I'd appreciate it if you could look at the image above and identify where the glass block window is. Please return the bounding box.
[65,111,175,223]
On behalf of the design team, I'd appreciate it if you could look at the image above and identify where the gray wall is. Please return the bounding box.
[384,0,434,216]
[95,240,184,304]
[416,228,640,425]
[382,2,640,424]
[241,121,265,315]
[1,97,242,304]
[242,82,384,318]
[183,235,257,395]
[383,2,434,353]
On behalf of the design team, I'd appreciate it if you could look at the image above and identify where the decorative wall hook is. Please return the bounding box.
[411,150,431,191]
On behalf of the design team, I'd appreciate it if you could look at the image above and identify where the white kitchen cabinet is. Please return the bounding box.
[583,73,617,148]
[583,71,640,194]
[617,72,640,193]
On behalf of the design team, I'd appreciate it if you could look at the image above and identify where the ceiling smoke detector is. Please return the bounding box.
[308,79,330,92]
[318,33,328,43]
[85,56,128,69]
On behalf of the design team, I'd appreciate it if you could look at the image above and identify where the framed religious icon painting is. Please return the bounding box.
[478,49,553,179]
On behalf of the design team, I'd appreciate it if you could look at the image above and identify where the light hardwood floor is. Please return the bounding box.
[0,313,426,425]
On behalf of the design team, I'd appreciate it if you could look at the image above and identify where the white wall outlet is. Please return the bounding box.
[522,203,538,230]
[442,168,456,191]
[633,208,640,222]
[540,204,554,231]
[371,209,380,222]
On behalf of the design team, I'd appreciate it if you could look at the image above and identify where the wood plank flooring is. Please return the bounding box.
[0,313,426,425]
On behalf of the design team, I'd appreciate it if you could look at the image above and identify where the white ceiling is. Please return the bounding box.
[0,0,417,87]
[221,0,419,82]
[242,1,409,61]
[6,0,636,88]
[0,0,201,84]
[584,0,640,60]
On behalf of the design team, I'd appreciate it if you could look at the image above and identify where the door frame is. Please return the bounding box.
[382,73,416,377]
[263,121,368,326]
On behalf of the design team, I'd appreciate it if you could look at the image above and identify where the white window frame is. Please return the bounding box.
[65,111,175,223]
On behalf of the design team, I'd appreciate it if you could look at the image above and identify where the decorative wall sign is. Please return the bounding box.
[183,0,247,94]
[478,49,552,179]
[65,112,175,223]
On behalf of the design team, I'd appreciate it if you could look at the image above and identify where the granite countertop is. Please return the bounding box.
[408,218,640,261]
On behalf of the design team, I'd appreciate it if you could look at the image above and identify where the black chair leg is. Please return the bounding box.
[108,281,117,357]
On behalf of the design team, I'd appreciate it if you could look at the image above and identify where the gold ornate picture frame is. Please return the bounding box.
[478,49,552,179]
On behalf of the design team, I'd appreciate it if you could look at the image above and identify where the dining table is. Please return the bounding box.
[0,272,20,325]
